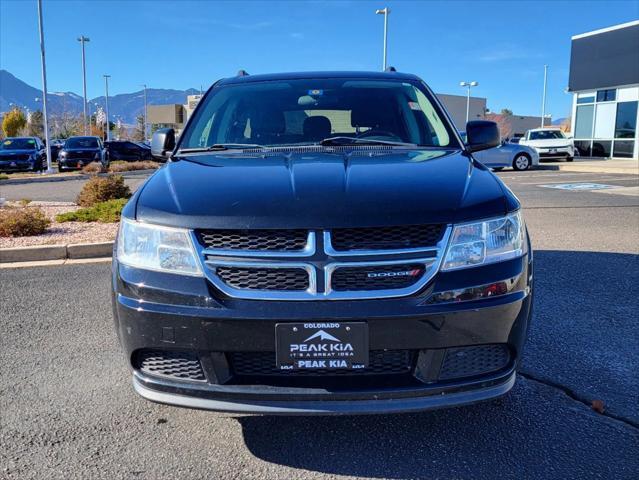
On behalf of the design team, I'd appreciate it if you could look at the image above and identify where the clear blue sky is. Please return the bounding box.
[1,0,638,119]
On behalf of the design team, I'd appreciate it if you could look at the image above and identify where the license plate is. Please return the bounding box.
[275,322,369,370]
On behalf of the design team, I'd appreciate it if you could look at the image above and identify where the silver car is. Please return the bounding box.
[460,133,539,171]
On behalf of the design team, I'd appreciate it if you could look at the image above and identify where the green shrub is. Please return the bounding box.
[0,207,50,237]
[56,198,127,223]
[0,174,8,180]
[76,175,131,207]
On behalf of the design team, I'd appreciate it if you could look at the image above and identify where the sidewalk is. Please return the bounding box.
[536,157,638,175]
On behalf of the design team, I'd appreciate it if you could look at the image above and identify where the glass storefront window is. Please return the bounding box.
[576,96,595,104]
[575,105,594,138]
[596,89,616,102]
[591,141,612,157]
[574,140,592,157]
[613,141,635,158]
[615,101,638,139]
[594,103,616,139]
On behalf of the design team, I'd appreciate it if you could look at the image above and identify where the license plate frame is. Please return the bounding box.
[275,322,369,371]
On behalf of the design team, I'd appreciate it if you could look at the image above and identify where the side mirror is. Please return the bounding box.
[465,120,500,153]
[151,128,176,160]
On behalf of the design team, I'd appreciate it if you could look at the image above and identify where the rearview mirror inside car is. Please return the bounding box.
[151,128,176,160]
[465,121,500,153]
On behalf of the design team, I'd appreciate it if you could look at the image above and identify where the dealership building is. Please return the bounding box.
[569,20,639,159]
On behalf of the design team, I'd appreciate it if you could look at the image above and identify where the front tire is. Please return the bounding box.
[512,153,531,171]
[566,156,574,162]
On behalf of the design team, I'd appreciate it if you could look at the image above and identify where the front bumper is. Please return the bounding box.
[112,253,533,414]
[0,161,36,172]
[535,146,574,159]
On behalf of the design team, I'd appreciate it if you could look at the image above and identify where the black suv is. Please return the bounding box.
[112,71,533,414]
[57,136,107,171]
[0,137,46,172]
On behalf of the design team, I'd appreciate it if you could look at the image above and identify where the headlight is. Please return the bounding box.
[442,211,526,271]
[58,151,67,158]
[117,218,203,276]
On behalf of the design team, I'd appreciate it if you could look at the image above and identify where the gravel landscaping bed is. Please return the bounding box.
[0,201,118,248]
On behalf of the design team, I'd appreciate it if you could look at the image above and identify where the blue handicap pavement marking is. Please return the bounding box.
[538,183,617,191]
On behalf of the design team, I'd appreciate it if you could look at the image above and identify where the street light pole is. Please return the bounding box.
[77,35,90,135]
[460,81,479,124]
[36,0,54,174]
[375,8,390,71]
[541,64,548,127]
[141,84,148,141]
[103,75,111,141]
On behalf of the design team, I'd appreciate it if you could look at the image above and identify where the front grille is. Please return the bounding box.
[0,154,30,161]
[438,344,510,381]
[66,151,95,160]
[197,229,308,251]
[216,266,309,291]
[331,224,445,251]
[331,263,424,291]
[134,350,206,381]
[229,350,414,376]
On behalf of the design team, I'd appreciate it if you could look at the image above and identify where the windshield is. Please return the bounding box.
[180,78,459,149]
[65,137,99,149]
[529,130,565,140]
[1,138,37,150]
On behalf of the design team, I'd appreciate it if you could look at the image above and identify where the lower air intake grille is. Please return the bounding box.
[331,264,425,291]
[197,229,308,251]
[229,350,414,376]
[134,350,205,381]
[331,224,445,251]
[216,266,309,291]
[438,345,510,381]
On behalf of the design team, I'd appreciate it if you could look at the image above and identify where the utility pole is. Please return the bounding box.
[541,64,548,127]
[37,0,55,173]
[77,35,90,135]
[141,84,148,141]
[375,8,390,70]
[103,75,111,141]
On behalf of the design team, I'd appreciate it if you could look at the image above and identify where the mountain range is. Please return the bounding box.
[0,70,197,124]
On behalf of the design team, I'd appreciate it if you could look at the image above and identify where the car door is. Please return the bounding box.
[473,144,506,168]
[124,142,141,160]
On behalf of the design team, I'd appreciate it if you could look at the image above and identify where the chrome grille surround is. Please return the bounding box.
[193,226,451,301]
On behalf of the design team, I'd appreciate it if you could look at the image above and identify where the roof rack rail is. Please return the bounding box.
[237,69,250,77]
[384,66,397,72]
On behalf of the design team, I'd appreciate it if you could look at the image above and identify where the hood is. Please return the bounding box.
[133,149,512,229]
[523,138,572,147]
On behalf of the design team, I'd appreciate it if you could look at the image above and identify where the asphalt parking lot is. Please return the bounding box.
[1,169,638,479]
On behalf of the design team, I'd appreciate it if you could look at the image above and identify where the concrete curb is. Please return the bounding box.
[0,168,158,186]
[0,241,114,263]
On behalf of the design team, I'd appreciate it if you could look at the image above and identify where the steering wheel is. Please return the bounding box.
[357,129,403,141]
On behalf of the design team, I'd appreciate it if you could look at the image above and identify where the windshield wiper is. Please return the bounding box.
[177,143,265,153]
[318,136,418,147]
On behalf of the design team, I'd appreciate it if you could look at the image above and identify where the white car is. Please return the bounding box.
[519,128,574,162]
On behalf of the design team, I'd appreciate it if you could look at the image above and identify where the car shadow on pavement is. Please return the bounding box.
[235,250,639,479]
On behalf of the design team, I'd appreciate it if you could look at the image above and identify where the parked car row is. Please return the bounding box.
[0,136,154,173]
[457,127,574,171]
